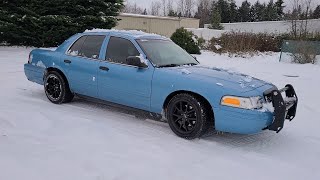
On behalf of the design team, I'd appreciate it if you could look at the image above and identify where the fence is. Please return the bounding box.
[279,40,320,64]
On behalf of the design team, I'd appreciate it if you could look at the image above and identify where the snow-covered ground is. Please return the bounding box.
[1,47,320,180]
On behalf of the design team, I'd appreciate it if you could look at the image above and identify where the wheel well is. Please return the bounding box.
[46,67,71,90]
[163,90,215,124]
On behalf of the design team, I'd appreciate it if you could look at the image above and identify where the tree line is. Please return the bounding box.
[124,0,320,28]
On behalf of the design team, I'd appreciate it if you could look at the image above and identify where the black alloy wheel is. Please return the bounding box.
[166,93,210,139]
[44,71,74,104]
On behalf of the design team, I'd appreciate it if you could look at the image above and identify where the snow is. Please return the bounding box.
[186,28,228,40]
[138,53,148,65]
[1,47,320,180]
[216,82,224,87]
[179,68,191,75]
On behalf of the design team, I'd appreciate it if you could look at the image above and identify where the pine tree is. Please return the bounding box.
[168,10,177,17]
[238,0,251,22]
[0,0,124,47]
[209,9,223,30]
[313,5,320,19]
[253,1,266,21]
[229,0,238,23]
[215,0,231,23]
[170,28,200,54]
[275,0,285,20]
[264,0,277,21]
[142,8,148,15]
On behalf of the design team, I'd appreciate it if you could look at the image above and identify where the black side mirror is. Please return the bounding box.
[126,56,148,68]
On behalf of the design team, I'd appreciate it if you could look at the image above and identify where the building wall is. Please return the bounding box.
[115,14,200,37]
[180,18,200,29]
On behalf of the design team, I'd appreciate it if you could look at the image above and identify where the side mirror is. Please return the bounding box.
[126,56,148,68]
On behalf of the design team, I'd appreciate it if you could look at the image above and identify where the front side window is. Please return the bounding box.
[137,39,198,67]
[106,36,140,65]
[67,35,105,59]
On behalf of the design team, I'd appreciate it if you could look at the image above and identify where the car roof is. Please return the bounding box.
[82,29,170,40]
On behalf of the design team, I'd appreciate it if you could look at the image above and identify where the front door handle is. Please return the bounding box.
[99,66,109,71]
[64,59,71,64]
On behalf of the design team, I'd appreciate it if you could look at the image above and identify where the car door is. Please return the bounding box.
[64,35,106,98]
[98,36,154,111]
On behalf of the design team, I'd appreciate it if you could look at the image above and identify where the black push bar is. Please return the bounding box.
[263,84,298,133]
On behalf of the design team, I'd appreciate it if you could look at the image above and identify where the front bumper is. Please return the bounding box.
[263,84,298,133]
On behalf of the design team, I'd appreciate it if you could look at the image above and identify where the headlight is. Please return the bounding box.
[221,96,263,110]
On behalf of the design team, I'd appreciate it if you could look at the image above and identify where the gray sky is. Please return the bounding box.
[128,0,291,8]
[126,0,319,12]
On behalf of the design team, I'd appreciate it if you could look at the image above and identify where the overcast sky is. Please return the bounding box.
[126,0,317,12]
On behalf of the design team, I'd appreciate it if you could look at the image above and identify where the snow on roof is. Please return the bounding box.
[84,29,169,40]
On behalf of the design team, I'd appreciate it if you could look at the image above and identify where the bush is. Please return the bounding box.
[209,32,282,54]
[196,37,207,49]
[171,28,201,54]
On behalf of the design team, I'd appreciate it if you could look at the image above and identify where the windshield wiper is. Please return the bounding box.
[157,64,181,68]
[182,63,198,66]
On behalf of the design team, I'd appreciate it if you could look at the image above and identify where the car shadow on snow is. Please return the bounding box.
[201,128,304,154]
[21,89,304,155]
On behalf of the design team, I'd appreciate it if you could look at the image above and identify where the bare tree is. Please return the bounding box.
[185,0,194,17]
[167,0,174,13]
[150,1,162,16]
[195,0,212,27]
[289,0,314,39]
[123,1,144,14]
[177,0,186,17]
[161,0,167,16]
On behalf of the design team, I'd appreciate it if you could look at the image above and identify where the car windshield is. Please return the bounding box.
[137,39,199,67]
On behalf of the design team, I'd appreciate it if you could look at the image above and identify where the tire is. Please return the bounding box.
[44,71,74,104]
[166,93,210,139]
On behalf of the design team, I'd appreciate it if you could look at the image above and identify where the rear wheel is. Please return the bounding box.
[166,93,210,139]
[44,71,73,104]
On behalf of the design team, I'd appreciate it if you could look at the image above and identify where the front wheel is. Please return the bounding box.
[166,93,210,139]
[44,71,73,104]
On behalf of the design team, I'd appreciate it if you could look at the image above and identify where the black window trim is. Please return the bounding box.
[66,35,106,61]
[104,36,149,69]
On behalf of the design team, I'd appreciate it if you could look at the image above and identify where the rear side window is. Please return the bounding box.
[106,37,140,64]
[67,36,86,56]
[67,35,105,59]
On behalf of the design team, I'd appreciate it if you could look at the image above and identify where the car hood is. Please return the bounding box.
[167,65,271,93]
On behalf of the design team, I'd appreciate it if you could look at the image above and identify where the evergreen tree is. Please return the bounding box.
[170,28,200,54]
[229,0,238,23]
[168,10,177,17]
[250,4,256,21]
[238,0,251,22]
[313,5,320,19]
[142,8,147,15]
[0,0,124,47]
[275,0,285,20]
[264,0,277,21]
[215,0,231,23]
[253,1,266,21]
[209,9,223,30]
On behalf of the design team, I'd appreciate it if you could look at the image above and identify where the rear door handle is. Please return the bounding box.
[64,59,71,64]
[99,66,109,71]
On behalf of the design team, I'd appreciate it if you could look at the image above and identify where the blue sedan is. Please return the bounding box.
[24,30,298,139]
